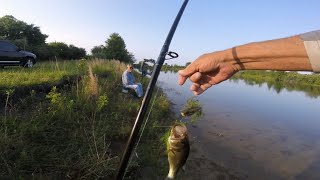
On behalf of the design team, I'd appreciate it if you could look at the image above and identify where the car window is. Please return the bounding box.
[0,41,17,51]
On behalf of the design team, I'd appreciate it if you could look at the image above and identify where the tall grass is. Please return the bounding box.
[0,59,172,179]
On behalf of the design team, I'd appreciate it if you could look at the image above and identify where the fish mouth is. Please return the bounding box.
[171,124,188,138]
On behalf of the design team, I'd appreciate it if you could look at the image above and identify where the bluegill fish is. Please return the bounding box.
[166,124,190,179]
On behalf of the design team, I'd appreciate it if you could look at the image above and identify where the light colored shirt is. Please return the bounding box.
[300,30,320,72]
[122,70,136,86]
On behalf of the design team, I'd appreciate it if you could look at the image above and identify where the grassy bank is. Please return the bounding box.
[232,70,320,97]
[0,61,85,89]
[0,60,172,179]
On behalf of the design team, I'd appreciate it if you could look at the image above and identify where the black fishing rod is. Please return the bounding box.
[115,0,189,179]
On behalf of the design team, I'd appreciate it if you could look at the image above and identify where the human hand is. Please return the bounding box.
[178,51,239,95]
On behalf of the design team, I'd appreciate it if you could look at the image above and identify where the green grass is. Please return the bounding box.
[0,59,172,179]
[0,60,87,89]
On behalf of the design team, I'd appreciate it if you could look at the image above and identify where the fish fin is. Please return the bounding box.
[167,169,176,180]
[168,148,176,155]
[165,177,174,180]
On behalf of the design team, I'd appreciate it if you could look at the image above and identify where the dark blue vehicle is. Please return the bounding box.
[0,40,37,68]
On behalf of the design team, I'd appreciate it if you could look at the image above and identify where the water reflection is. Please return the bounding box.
[158,71,320,180]
[230,77,320,98]
[162,68,180,74]
[159,68,320,98]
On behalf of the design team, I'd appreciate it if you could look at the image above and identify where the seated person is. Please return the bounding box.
[122,64,144,97]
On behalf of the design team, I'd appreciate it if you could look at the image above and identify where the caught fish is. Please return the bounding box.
[180,107,202,117]
[166,123,190,179]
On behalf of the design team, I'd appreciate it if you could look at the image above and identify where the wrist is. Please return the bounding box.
[221,36,313,71]
[217,48,244,71]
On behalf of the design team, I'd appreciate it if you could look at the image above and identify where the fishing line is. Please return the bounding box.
[116,1,189,179]
[123,63,197,178]
[123,60,169,178]
[135,57,170,150]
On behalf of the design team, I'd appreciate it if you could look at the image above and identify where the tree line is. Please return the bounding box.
[0,15,134,63]
[0,15,86,60]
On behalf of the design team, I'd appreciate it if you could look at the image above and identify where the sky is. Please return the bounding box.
[1,0,319,65]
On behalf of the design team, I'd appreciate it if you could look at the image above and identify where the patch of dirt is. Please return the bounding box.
[0,76,80,107]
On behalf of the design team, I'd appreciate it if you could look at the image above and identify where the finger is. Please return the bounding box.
[178,63,198,77]
[178,63,198,85]
[189,72,202,83]
[190,83,200,91]
[178,74,188,86]
[194,83,212,95]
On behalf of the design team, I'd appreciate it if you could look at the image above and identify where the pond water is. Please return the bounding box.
[157,71,320,180]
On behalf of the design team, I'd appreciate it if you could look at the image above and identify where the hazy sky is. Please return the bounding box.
[1,0,319,65]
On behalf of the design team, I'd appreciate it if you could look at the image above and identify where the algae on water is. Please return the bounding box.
[180,97,204,123]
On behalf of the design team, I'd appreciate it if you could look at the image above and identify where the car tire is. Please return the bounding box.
[24,58,34,68]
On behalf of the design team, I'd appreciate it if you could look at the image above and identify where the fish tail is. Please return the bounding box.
[167,168,176,180]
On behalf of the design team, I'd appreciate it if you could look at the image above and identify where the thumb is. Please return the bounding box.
[178,64,198,85]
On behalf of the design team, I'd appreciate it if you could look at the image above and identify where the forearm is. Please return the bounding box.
[223,35,313,71]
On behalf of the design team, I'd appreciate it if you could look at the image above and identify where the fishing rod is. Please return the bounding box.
[115,0,189,179]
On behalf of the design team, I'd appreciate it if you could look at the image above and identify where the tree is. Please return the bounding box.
[0,15,48,46]
[91,45,106,59]
[69,45,86,59]
[48,42,70,59]
[48,42,86,59]
[32,44,55,60]
[91,33,134,63]
[0,15,51,60]
[0,15,86,60]
[105,33,128,62]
